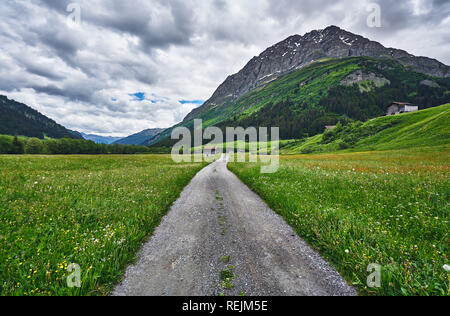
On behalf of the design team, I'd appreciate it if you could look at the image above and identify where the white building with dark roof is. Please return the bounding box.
[387,102,419,115]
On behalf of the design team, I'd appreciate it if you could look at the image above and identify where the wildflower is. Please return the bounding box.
[345,249,350,254]
[444,265,450,272]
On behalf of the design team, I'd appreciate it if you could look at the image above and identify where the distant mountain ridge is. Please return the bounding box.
[0,95,83,139]
[185,25,450,122]
[114,128,165,146]
[80,133,123,144]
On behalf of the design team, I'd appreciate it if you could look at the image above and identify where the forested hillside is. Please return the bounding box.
[0,95,82,139]
[153,57,450,146]
[209,57,450,137]
[0,134,153,155]
[280,103,450,154]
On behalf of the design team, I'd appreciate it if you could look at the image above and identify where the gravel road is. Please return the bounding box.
[113,155,356,296]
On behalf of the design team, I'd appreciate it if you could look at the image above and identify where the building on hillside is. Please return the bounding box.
[204,146,217,156]
[387,102,419,115]
[325,125,336,131]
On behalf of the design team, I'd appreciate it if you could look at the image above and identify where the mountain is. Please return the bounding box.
[114,128,165,145]
[185,25,449,122]
[280,103,450,154]
[150,26,450,146]
[80,133,123,144]
[0,95,83,139]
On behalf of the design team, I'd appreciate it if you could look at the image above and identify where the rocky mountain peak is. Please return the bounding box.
[184,26,450,122]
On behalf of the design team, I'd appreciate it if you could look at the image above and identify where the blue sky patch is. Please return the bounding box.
[129,92,170,104]
[179,100,204,105]
[129,92,146,101]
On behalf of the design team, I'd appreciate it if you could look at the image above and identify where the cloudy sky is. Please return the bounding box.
[0,0,449,136]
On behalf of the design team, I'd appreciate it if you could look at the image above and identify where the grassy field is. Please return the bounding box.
[0,155,206,296]
[229,147,449,296]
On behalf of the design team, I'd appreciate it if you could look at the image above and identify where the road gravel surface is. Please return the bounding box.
[113,155,356,296]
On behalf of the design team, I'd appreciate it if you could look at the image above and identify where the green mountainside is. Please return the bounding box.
[152,57,450,146]
[186,104,450,155]
[0,95,82,139]
[280,103,450,154]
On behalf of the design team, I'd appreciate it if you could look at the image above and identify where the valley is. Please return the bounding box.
[0,20,449,298]
[1,143,447,296]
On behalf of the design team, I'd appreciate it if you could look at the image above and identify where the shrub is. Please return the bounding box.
[25,138,44,154]
[10,136,24,154]
[0,136,12,154]
[338,140,350,150]
[301,146,315,154]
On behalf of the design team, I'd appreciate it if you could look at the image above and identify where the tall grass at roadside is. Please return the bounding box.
[229,148,449,296]
[0,155,206,296]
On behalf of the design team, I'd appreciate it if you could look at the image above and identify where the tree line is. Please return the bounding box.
[0,135,153,155]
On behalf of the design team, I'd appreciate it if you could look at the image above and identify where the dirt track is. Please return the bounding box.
[113,155,355,296]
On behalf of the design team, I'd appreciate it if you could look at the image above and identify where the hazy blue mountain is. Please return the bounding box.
[114,128,165,145]
[80,133,123,144]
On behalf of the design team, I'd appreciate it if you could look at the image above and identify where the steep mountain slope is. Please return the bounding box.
[151,57,450,146]
[150,26,450,147]
[0,95,83,139]
[218,57,450,135]
[114,128,165,145]
[184,25,449,122]
[280,103,450,154]
[80,133,123,144]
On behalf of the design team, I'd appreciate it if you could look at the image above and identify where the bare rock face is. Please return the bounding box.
[185,26,450,122]
[340,70,391,92]
[420,79,440,88]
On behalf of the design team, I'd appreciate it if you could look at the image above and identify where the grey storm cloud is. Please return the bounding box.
[23,64,65,81]
[38,0,72,12]
[366,0,449,29]
[0,0,449,136]
[40,0,195,51]
[31,84,97,104]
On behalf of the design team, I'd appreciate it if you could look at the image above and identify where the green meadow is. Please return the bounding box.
[1,105,448,296]
[280,103,450,154]
[229,147,449,296]
[0,155,206,296]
